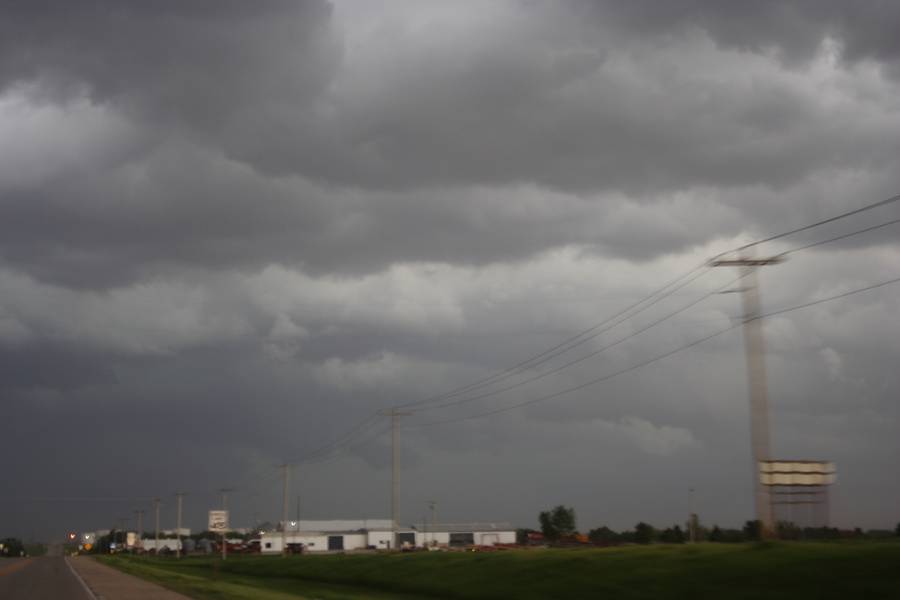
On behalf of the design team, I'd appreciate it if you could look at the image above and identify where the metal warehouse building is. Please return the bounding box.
[259,520,515,553]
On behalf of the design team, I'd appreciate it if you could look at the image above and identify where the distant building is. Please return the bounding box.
[260,520,515,553]
[139,538,182,553]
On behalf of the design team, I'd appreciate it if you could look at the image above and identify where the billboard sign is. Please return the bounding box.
[208,510,229,532]
[759,460,836,486]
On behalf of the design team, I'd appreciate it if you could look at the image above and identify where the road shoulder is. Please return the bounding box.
[68,556,193,600]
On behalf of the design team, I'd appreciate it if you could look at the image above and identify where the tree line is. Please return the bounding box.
[519,506,900,545]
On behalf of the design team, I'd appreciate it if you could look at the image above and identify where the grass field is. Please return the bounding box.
[99,540,900,600]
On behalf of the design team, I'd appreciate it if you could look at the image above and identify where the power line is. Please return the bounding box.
[779,217,900,256]
[283,267,716,462]
[408,212,900,415]
[409,274,900,428]
[756,276,900,320]
[277,269,712,464]
[395,265,713,410]
[246,196,900,473]
[293,413,384,462]
[416,272,750,413]
[733,193,900,253]
[299,421,392,467]
[404,193,900,412]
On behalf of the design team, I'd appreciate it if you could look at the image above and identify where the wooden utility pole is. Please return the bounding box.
[153,498,160,554]
[428,500,437,547]
[380,408,412,549]
[281,464,291,556]
[175,492,185,559]
[710,252,784,537]
[135,509,144,551]
[220,487,233,561]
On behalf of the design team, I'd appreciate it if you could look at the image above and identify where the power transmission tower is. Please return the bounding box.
[280,464,291,556]
[380,408,412,549]
[175,492,185,559]
[711,251,784,537]
[153,498,161,554]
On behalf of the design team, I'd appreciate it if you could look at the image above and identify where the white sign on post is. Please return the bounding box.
[208,510,229,532]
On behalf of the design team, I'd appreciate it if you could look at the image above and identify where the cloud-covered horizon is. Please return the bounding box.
[1,1,898,540]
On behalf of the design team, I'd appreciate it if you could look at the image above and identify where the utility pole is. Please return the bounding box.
[380,408,412,549]
[687,488,696,543]
[175,492,185,559]
[280,464,291,556]
[154,498,161,555]
[135,509,144,551]
[428,500,437,547]
[119,517,128,549]
[710,251,784,537]
[220,488,233,561]
[296,495,301,531]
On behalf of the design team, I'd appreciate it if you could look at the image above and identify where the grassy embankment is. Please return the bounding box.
[100,540,900,600]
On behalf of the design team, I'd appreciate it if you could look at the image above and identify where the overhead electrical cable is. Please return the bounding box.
[730,193,900,254]
[295,413,384,462]
[408,274,900,428]
[394,265,714,410]
[415,272,750,413]
[409,212,900,415]
[298,422,393,467]
[269,194,900,467]
[778,217,900,256]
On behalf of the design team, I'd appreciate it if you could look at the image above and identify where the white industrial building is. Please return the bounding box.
[259,520,515,553]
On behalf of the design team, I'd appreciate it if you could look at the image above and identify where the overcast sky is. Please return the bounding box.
[1,0,898,541]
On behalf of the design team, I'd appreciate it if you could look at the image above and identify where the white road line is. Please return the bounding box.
[64,557,101,600]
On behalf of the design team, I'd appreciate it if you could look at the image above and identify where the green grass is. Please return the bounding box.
[100,541,900,600]
[98,554,423,599]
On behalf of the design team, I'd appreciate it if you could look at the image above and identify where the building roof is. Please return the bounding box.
[413,522,515,533]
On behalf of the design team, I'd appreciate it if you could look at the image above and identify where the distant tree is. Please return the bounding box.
[742,520,762,541]
[895,522,900,537]
[633,522,655,545]
[539,506,576,541]
[587,526,618,546]
[709,525,723,542]
[659,525,685,544]
[516,528,537,545]
[776,521,801,540]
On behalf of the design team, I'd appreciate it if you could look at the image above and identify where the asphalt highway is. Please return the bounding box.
[0,555,93,599]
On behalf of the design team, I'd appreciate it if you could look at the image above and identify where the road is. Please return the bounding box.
[0,553,93,599]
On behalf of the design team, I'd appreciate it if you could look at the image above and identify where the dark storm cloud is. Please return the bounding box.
[1,0,899,540]
[0,340,116,391]
[584,0,900,68]
[0,0,897,289]
[0,0,338,128]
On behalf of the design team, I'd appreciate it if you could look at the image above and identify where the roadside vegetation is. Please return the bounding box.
[101,540,900,600]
